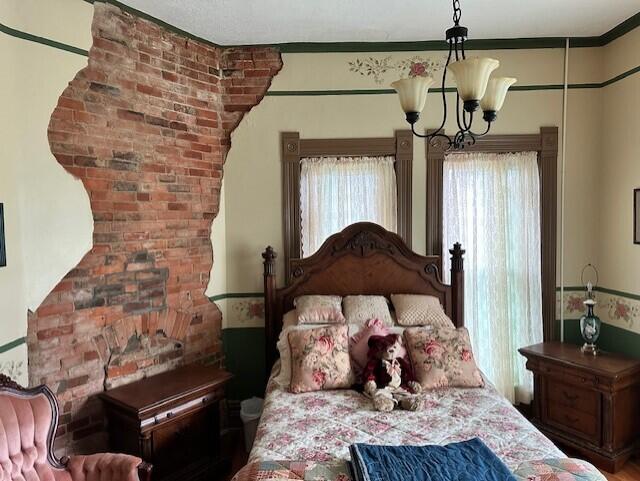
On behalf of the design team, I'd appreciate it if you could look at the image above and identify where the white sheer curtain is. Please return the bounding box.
[300,156,397,256]
[442,151,543,404]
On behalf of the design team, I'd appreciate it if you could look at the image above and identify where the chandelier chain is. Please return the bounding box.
[452,0,462,25]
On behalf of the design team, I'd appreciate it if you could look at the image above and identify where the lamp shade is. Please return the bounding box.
[447,57,500,101]
[391,76,435,113]
[480,77,517,112]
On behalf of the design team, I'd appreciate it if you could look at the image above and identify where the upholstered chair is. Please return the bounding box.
[0,374,152,481]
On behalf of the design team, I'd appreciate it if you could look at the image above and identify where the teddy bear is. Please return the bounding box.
[362,333,422,412]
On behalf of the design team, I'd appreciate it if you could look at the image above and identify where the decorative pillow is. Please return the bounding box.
[391,294,455,328]
[289,325,353,393]
[404,326,484,389]
[294,295,345,324]
[343,295,393,326]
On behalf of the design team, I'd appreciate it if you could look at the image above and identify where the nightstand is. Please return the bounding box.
[519,342,640,472]
[100,364,233,481]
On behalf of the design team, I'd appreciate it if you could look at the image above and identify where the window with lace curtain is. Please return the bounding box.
[442,151,543,404]
[300,156,397,257]
[281,131,413,278]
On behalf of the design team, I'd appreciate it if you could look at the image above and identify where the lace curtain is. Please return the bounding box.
[442,151,543,404]
[300,156,397,257]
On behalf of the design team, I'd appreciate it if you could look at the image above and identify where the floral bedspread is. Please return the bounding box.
[250,375,564,469]
[232,458,605,481]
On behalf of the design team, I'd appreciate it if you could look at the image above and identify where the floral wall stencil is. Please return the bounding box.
[348,55,445,85]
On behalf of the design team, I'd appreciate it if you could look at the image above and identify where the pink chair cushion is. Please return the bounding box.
[0,391,140,481]
[67,454,141,481]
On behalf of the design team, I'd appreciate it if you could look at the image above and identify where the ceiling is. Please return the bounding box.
[118,0,639,45]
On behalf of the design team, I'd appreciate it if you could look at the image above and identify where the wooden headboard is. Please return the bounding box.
[261,222,465,373]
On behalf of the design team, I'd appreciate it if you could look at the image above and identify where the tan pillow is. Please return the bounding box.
[391,294,455,328]
[294,295,345,324]
[343,295,393,326]
[404,326,484,389]
[288,325,353,393]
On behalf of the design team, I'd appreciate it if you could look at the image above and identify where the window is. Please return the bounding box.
[281,131,413,279]
[300,156,397,256]
[442,151,543,404]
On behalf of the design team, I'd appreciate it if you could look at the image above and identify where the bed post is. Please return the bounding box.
[262,246,277,379]
[450,243,465,328]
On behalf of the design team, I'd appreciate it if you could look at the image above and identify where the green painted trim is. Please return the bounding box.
[0,337,26,355]
[556,285,640,301]
[594,286,640,302]
[599,11,640,47]
[601,65,640,87]
[265,65,639,97]
[0,22,88,56]
[209,292,263,302]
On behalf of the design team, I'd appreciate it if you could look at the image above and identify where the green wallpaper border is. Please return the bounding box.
[0,337,26,355]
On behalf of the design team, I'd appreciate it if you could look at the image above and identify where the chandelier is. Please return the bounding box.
[391,0,516,150]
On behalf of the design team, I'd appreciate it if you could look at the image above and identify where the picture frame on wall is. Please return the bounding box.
[635,189,640,245]
[0,203,5,267]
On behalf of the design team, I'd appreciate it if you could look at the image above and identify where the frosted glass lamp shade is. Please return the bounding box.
[480,77,517,112]
[391,76,435,113]
[447,57,500,101]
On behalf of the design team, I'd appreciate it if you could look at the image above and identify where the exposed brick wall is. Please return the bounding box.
[28,2,281,453]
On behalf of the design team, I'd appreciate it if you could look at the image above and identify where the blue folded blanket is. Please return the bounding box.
[349,438,517,481]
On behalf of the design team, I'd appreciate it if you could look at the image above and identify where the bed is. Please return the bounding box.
[234,222,605,481]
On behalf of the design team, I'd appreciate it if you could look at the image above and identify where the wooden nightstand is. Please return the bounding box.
[100,364,233,481]
[519,342,640,472]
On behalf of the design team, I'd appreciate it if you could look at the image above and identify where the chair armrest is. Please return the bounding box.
[64,453,152,481]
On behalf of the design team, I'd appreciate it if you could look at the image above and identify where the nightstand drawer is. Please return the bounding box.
[547,379,599,416]
[546,402,599,442]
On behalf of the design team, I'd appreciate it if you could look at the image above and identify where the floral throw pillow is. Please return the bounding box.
[391,294,455,328]
[404,326,484,389]
[294,295,345,324]
[289,325,353,393]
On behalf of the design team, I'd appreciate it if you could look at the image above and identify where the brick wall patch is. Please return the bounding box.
[28,2,281,453]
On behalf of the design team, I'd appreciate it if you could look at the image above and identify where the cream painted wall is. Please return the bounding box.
[595,26,640,295]
[222,47,594,307]
[0,0,94,383]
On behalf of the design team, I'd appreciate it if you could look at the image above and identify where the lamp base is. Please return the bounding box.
[581,343,599,356]
[482,110,497,123]
[463,100,479,113]
[405,111,420,125]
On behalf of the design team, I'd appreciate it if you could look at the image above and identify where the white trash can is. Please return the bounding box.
[240,397,263,453]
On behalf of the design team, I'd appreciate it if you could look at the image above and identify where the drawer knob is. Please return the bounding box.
[166,412,173,419]
[564,413,579,425]
[562,391,578,402]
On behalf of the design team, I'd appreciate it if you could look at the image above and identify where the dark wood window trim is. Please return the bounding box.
[282,130,413,280]
[425,127,558,341]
